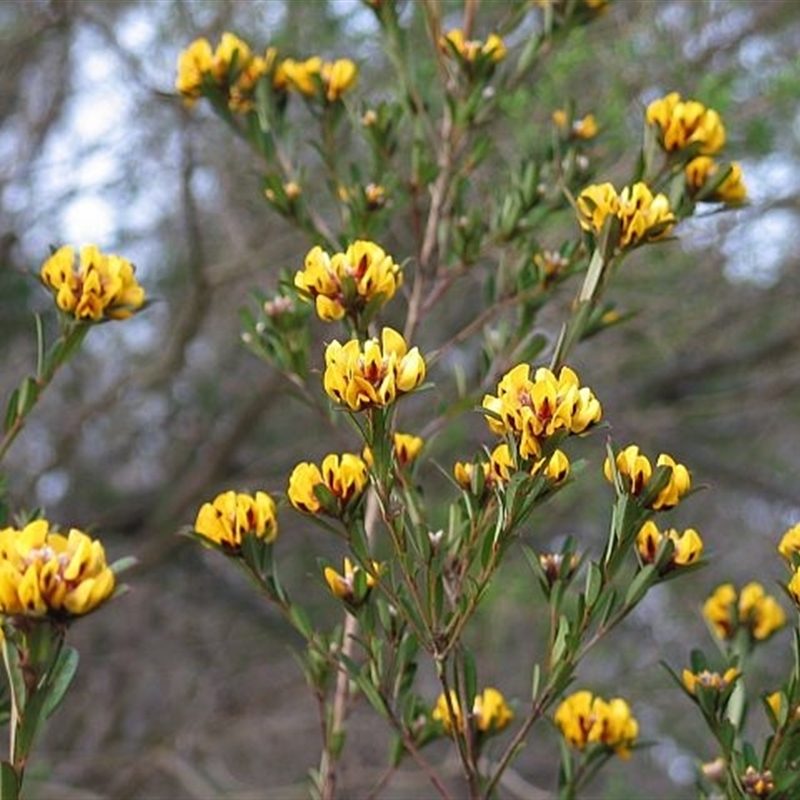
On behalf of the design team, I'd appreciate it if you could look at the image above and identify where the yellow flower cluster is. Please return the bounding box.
[175,32,276,112]
[294,240,403,322]
[439,29,507,63]
[685,157,747,204]
[323,328,426,411]
[682,667,739,695]
[194,490,278,549]
[176,33,357,111]
[577,182,675,249]
[453,445,570,491]
[432,687,513,735]
[0,520,115,618]
[323,557,380,604]
[703,582,786,642]
[636,520,703,567]
[40,244,146,322]
[482,365,601,459]
[287,453,368,515]
[276,56,357,102]
[777,522,800,607]
[554,690,639,759]
[646,92,726,155]
[604,445,691,510]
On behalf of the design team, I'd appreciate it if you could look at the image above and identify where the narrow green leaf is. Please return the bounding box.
[41,647,80,720]
[624,564,657,607]
[463,650,477,712]
[0,762,19,800]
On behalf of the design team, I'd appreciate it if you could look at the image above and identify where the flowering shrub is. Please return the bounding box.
[169,3,799,800]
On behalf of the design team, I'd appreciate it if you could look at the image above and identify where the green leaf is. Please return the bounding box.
[42,646,79,720]
[584,562,603,608]
[0,762,19,800]
[624,564,657,607]
[463,650,477,713]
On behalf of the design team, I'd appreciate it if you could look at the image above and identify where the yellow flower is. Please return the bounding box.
[685,157,747,204]
[739,582,786,640]
[453,459,491,491]
[482,364,601,458]
[294,240,403,322]
[778,522,800,562]
[646,92,726,156]
[704,582,786,641]
[0,520,115,618]
[553,110,598,140]
[603,446,691,509]
[473,687,514,732]
[555,690,638,759]
[636,521,703,567]
[788,568,800,607]
[363,432,424,469]
[440,29,506,63]
[287,453,368,515]
[682,667,740,694]
[577,182,674,249]
[323,557,380,604]
[321,58,358,101]
[278,56,322,95]
[323,328,426,411]
[432,687,513,736]
[175,37,214,105]
[40,245,146,322]
[534,448,571,483]
[432,690,463,735]
[194,490,278,549]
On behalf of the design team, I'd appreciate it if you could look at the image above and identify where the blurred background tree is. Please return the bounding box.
[0,0,799,797]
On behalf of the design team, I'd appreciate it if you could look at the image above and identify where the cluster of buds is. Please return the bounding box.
[482,364,602,459]
[0,520,116,618]
[439,29,507,65]
[294,240,402,323]
[454,444,570,494]
[323,557,381,607]
[432,687,514,736]
[554,689,639,759]
[40,244,146,322]
[276,56,357,102]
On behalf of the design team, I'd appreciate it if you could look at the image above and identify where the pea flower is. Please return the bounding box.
[323,328,426,411]
[0,520,115,618]
[439,29,507,63]
[287,453,368,515]
[577,182,675,249]
[432,687,513,736]
[703,582,786,642]
[777,522,800,562]
[685,157,747,204]
[787,568,800,608]
[364,432,424,469]
[194,490,278,549]
[40,244,145,322]
[603,445,691,510]
[482,364,601,459]
[645,92,726,156]
[294,240,403,322]
[323,557,380,605]
[636,521,703,568]
[554,690,639,759]
[741,766,775,797]
[175,33,275,112]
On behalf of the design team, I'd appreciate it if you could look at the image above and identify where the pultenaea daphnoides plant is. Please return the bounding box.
[175,2,797,799]
[0,244,144,799]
